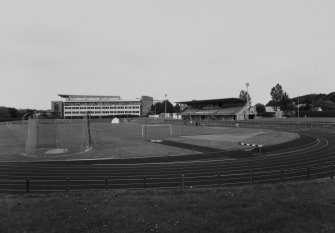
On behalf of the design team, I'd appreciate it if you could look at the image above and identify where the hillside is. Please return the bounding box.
[291,92,335,104]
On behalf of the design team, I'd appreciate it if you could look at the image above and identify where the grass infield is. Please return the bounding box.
[0,180,334,233]
[0,121,296,161]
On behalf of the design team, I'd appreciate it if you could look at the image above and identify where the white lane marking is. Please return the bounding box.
[265,138,324,157]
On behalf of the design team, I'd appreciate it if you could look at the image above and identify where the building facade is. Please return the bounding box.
[51,94,153,118]
[51,101,64,118]
[140,96,154,116]
[178,98,254,121]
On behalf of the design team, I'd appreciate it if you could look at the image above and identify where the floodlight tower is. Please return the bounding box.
[298,96,300,120]
[245,83,250,107]
[165,93,167,117]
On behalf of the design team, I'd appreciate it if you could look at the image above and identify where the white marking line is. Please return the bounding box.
[150,140,163,143]
[92,158,236,166]
[180,132,265,142]
[239,142,263,148]
[266,137,326,157]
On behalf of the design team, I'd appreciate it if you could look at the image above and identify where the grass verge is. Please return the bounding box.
[1,180,335,233]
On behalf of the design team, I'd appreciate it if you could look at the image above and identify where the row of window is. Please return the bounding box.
[64,111,140,115]
[64,106,140,110]
[64,102,140,106]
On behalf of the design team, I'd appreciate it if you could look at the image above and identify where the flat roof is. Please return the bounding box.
[58,94,121,99]
[177,98,246,105]
[63,99,140,102]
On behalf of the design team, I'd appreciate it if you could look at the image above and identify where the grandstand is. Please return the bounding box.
[51,94,153,118]
[178,98,255,121]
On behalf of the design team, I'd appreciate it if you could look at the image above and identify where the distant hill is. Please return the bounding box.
[291,92,335,104]
[266,92,335,111]
[291,92,335,111]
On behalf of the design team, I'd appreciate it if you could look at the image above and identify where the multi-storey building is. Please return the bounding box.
[51,94,153,118]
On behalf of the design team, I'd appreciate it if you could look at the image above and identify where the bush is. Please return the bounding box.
[261,112,275,118]
[297,111,335,118]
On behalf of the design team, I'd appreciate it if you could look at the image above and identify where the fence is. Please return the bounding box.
[1,164,333,193]
[163,119,335,130]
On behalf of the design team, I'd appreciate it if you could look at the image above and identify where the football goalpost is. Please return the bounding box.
[142,124,173,137]
[23,114,94,155]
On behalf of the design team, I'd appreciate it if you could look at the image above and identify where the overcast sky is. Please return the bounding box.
[0,0,334,109]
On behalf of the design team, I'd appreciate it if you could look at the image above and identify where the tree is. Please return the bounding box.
[151,100,175,114]
[315,100,335,110]
[304,96,313,105]
[0,107,11,119]
[255,103,265,115]
[239,90,251,102]
[239,90,251,106]
[270,83,284,111]
[266,100,275,107]
[8,107,20,118]
[173,104,181,113]
[326,92,335,103]
[279,92,292,111]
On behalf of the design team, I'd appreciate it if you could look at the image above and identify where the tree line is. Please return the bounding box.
[253,83,335,116]
[0,107,36,120]
[150,100,181,115]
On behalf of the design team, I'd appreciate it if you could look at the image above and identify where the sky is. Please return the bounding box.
[0,0,334,109]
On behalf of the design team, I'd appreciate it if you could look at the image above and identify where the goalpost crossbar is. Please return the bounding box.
[142,124,173,137]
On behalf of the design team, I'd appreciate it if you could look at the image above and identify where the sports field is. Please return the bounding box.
[0,120,297,162]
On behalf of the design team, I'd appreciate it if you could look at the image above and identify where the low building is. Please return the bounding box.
[265,106,280,113]
[51,94,153,118]
[178,98,254,121]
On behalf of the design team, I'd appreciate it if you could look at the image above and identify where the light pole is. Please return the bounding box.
[165,94,167,118]
[298,96,300,122]
[245,83,250,119]
[245,83,250,104]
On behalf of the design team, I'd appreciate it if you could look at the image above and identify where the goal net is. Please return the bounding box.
[142,124,173,138]
[23,116,93,156]
[24,118,57,154]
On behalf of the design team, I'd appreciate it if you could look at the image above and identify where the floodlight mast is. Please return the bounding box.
[298,96,300,125]
[165,94,167,117]
[246,82,250,109]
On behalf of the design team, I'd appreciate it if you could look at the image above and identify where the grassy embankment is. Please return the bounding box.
[1,180,335,233]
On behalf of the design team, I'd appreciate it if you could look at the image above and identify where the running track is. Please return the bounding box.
[0,128,334,193]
